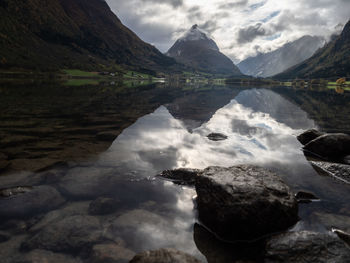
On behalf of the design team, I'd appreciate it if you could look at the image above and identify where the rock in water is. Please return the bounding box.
[158,168,200,186]
[129,248,201,263]
[207,133,228,141]
[195,165,298,241]
[88,197,120,215]
[297,129,324,145]
[22,215,102,253]
[311,161,350,184]
[265,231,350,262]
[0,186,65,219]
[304,133,350,159]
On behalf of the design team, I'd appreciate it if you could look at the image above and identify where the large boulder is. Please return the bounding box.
[129,248,201,263]
[195,165,298,241]
[303,133,350,159]
[265,231,350,263]
[0,185,65,219]
[297,129,324,145]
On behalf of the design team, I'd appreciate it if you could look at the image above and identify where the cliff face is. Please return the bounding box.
[0,0,176,72]
[275,20,350,79]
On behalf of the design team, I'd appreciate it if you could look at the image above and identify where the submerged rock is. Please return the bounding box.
[265,231,350,263]
[58,167,119,199]
[303,133,350,159]
[13,249,82,263]
[89,197,120,215]
[311,161,350,184]
[297,129,324,145]
[0,185,65,219]
[22,215,102,253]
[129,248,201,263]
[90,242,135,263]
[158,168,200,185]
[207,133,228,141]
[195,165,298,241]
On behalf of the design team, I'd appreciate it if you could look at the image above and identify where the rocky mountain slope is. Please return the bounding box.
[237,36,325,78]
[167,25,242,75]
[275,20,350,79]
[0,0,177,72]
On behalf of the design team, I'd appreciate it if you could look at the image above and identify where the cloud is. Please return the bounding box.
[142,0,183,8]
[106,0,350,62]
[218,0,248,9]
[237,23,269,43]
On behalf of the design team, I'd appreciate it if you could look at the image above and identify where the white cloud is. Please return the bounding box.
[106,0,350,62]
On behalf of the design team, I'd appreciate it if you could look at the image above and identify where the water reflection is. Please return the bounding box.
[1,84,350,263]
[100,89,314,171]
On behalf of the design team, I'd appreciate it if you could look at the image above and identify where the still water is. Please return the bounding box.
[0,81,349,262]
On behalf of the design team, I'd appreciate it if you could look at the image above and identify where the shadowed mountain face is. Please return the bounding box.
[275,20,350,79]
[0,0,177,72]
[167,25,242,75]
[237,36,325,78]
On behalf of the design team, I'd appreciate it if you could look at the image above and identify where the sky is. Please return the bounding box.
[106,0,350,63]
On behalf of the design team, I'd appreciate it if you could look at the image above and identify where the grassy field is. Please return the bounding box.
[63,69,100,78]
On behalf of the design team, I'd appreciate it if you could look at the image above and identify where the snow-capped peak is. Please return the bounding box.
[179,24,210,42]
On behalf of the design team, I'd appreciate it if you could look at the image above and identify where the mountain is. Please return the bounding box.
[0,0,177,72]
[237,36,325,78]
[275,20,350,79]
[166,25,242,75]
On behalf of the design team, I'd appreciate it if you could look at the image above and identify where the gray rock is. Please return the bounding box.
[0,185,65,219]
[89,197,120,215]
[195,165,298,241]
[13,249,82,263]
[207,133,228,141]
[311,161,350,184]
[343,155,350,165]
[158,168,200,185]
[22,215,102,253]
[265,231,350,263]
[304,133,350,159]
[90,242,135,263]
[297,129,324,145]
[129,248,201,263]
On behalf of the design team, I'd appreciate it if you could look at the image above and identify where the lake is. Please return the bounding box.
[0,81,349,262]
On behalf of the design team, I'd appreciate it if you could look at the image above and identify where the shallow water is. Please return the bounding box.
[0,81,350,262]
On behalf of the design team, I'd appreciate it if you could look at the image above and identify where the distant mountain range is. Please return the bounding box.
[166,25,242,75]
[0,0,177,72]
[275,20,350,79]
[237,36,325,78]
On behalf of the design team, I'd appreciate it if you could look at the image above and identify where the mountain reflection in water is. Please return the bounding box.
[0,83,350,263]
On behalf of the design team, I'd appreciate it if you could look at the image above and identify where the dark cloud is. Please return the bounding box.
[187,5,203,21]
[237,23,269,43]
[141,0,183,8]
[200,21,218,34]
[218,0,248,9]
